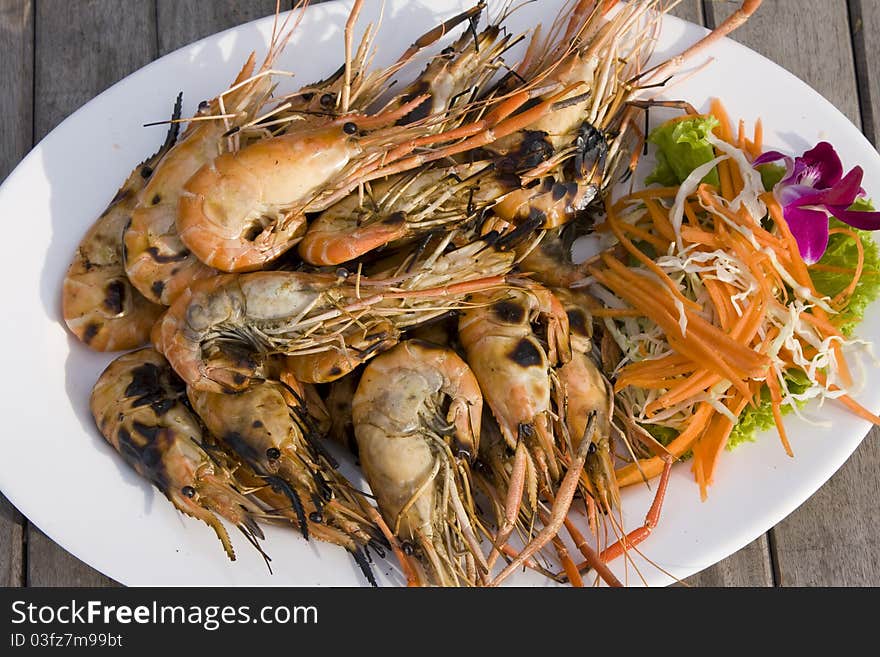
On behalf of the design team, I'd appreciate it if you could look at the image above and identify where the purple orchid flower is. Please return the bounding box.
[754,141,880,264]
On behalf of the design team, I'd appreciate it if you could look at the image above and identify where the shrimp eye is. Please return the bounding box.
[343,122,358,135]
[266,447,281,460]
[181,485,196,498]
[320,93,335,107]
[401,541,415,556]
[587,442,597,455]
[309,512,323,523]
[198,100,209,111]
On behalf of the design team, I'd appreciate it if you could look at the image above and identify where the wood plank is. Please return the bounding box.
[0,0,33,588]
[0,0,32,181]
[850,0,879,145]
[156,0,280,55]
[34,0,158,140]
[685,536,774,586]
[705,0,860,123]
[0,494,24,587]
[28,0,159,586]
[669,0,703,25]
[770,435,880,586]
[707,0,878,586]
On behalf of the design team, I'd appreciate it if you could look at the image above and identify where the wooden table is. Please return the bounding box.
[1,0,878,587]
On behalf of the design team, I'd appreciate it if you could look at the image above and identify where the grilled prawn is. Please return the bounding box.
[188,376,384,586]
[61,97,181,350]
[152,239,514,391]
[352,340,488,586]
[90,348,266,561]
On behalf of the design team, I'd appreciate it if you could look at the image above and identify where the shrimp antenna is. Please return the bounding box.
[264,474,310,540]
[351,547,379,587]
[239,524,274,574]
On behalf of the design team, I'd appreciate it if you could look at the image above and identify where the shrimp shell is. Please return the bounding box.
[353,340,486,586]
[90,348,266,561]
[61,96,181,350]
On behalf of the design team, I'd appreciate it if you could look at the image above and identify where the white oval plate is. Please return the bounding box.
[1,0,878,587]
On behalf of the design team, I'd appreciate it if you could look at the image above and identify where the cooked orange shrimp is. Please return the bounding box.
[459,282,571,487]
[174,38,592,272]
[557,342,619,511]
[352,340,487,586]
[62,96,180,350]
[152,239,513,392]
[90,348,266,561]
[297,161,492,266]
[188,376,384,585]
[458,282,575,571]
[323,373,361,455]
[122,5,303,305]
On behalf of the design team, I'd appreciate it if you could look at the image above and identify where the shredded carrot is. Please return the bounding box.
[763,193,816,290]
[592,267,763,400]
[613,217,671,252]
[597,255,768,373]
[645,370,721,416]
[617,403,715,487]
[681,225,722,248]
[765,370,794,457]
[809,263,878,276]
[717,158,735,202]
[642,198,677,243]
[605,198,701,312]
[694,390,752,498]
[810,371,880,424]
[702,278,740,331]
[618,187,682,201]
[826,226,865,307]
[710,98,734,142]
[729,157,745,197]
[588,307,643,318]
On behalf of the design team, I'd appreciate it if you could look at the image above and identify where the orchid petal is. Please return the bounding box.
[775,183,818,207]
[790,167,864,208]
[753,150,788,166]
[783,205,830,264]
[799,141,843,187]
[828,205,880,231]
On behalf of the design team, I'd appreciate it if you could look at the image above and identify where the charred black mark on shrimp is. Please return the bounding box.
[82,322,100,344]
[125,362,182,415]
[222,431,263,466]
[567,308,590,338]
[117,425,171,492]
[151,280,165,299]
[492,299,526,324]
[508,338,543,367]
[382,211,406,226]
[146,247,190,264]
[497,131,553,175]
[574,122,609,177]
[103,279,126,315]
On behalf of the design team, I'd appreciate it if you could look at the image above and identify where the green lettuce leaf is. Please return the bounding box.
[813,199,880,335]
[645,116,721,187]
[757,162,786,191]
